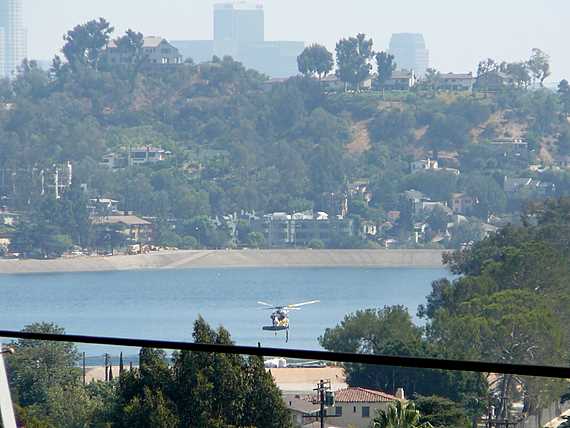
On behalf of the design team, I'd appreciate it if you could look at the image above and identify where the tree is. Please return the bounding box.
[558,79,570,116]
[5,323,80,414]
[414,396,469,428]
[62,18,114,71]
[375,51,396,89]
[335,33,374,91]
[527,48,551,86]
[297,44,334,80]
[422,68,442,91]
[372,401,432,428]
[505,62,531,88]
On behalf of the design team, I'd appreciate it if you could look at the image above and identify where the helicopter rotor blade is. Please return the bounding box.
[257,301,274,307]
[287,300,320,308]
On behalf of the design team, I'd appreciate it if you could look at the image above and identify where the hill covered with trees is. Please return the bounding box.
[1,20,570,255]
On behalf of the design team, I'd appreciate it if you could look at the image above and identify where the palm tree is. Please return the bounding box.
[372,401,433,428]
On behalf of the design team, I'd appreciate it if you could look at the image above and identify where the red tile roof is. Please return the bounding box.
[334,387,401,403]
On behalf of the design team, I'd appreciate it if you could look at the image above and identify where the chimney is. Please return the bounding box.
[395,388,405,400]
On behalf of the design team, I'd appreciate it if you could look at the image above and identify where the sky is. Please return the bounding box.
[26,0,569,82]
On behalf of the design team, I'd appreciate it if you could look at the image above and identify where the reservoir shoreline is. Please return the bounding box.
[0,249,447,275]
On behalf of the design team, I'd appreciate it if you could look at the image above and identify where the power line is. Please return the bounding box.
[0,330,569,379]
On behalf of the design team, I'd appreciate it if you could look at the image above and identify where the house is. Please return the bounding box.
[88,198,120,217]
[411,158,439,174]
[439,72,476,91]
[450,193,478,215]
[503,177,555,198]
[553,155,570,169]
[101,147,171,169]
[488,139,530,165]
[348,180,373,204]
[328,387,404,428]
[284,394,320,427]
[106,36,183,66]
[410,158,460,175]
[319,75,372,92]
[129,147,171,165]
[92,215,154,244]
[384,70,416,90]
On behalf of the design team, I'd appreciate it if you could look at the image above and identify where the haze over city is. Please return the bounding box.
[25,0,569,81]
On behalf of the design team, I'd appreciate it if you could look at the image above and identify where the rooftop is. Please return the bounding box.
[92,215,152,226]
[334,387,401,403]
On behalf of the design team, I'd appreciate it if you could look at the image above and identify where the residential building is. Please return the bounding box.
[384,70,416,90]
[329,387,404,428]
[348,180,373,204]
[553,155,570,169]
[439,72,476,91]
[0,0,26,78]
[101,147,171,169]
[88,198,120,217]
[388,33,429,77]
[256,211,354,247]
[92,215,154,244]
[411,158,439,174]
[106,36,182,66]
[488,139,530,165]
[284,394,320,427]
[172,2,304,78]
[503,176,555,197]
[450,193,478,215]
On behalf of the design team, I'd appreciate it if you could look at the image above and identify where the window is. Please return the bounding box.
[362,406,370,418]
[353,406,357,413]
[335,406,342,417]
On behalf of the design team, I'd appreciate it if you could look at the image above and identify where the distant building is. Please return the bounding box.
[172,2,304,78]
[450,193,478,215]
[0,0,27,78]
[439,72,476,91]
[106,36,182,66]
[388,33,429,77]
[92,215,154,244]
[256,211,353,247]
[101,147,171,169]
[411,158,439,174]
[384,70,416,90]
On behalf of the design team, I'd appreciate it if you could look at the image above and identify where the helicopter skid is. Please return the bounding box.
[262,326,288,331]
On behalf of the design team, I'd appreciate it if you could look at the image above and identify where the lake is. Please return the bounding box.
[0,267,450,356]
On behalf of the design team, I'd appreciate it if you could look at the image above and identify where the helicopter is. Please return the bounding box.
[257,300,320,342]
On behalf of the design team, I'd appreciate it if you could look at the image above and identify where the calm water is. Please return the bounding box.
[0,267,450,356]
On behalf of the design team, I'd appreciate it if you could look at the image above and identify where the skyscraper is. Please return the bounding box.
[0,0,26,78]
[173,1,304,77]
[389,33,429,77]
[214,2,264,44]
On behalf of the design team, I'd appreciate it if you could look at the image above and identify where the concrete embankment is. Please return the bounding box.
[0,249,448,275]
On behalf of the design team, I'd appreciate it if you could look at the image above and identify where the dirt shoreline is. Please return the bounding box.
[0,249,448,275]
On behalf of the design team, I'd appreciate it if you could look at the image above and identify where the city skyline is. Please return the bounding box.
[22,0,570,82]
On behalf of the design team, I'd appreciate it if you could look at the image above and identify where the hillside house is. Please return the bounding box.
[450,193,478,215]
[106,36,183,66]
[384,70,416,90]
[411,158,439,174]
[439,72,476,91]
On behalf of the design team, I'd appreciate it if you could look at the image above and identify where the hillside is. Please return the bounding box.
[1,22,570,255]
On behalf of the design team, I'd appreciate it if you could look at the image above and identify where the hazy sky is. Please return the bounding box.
[26,0,569,82]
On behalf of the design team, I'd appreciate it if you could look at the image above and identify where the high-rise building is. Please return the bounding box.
[214,2,264,43]
[0,0,26,78]
[172,1,304,78]
[388,33,429,77]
